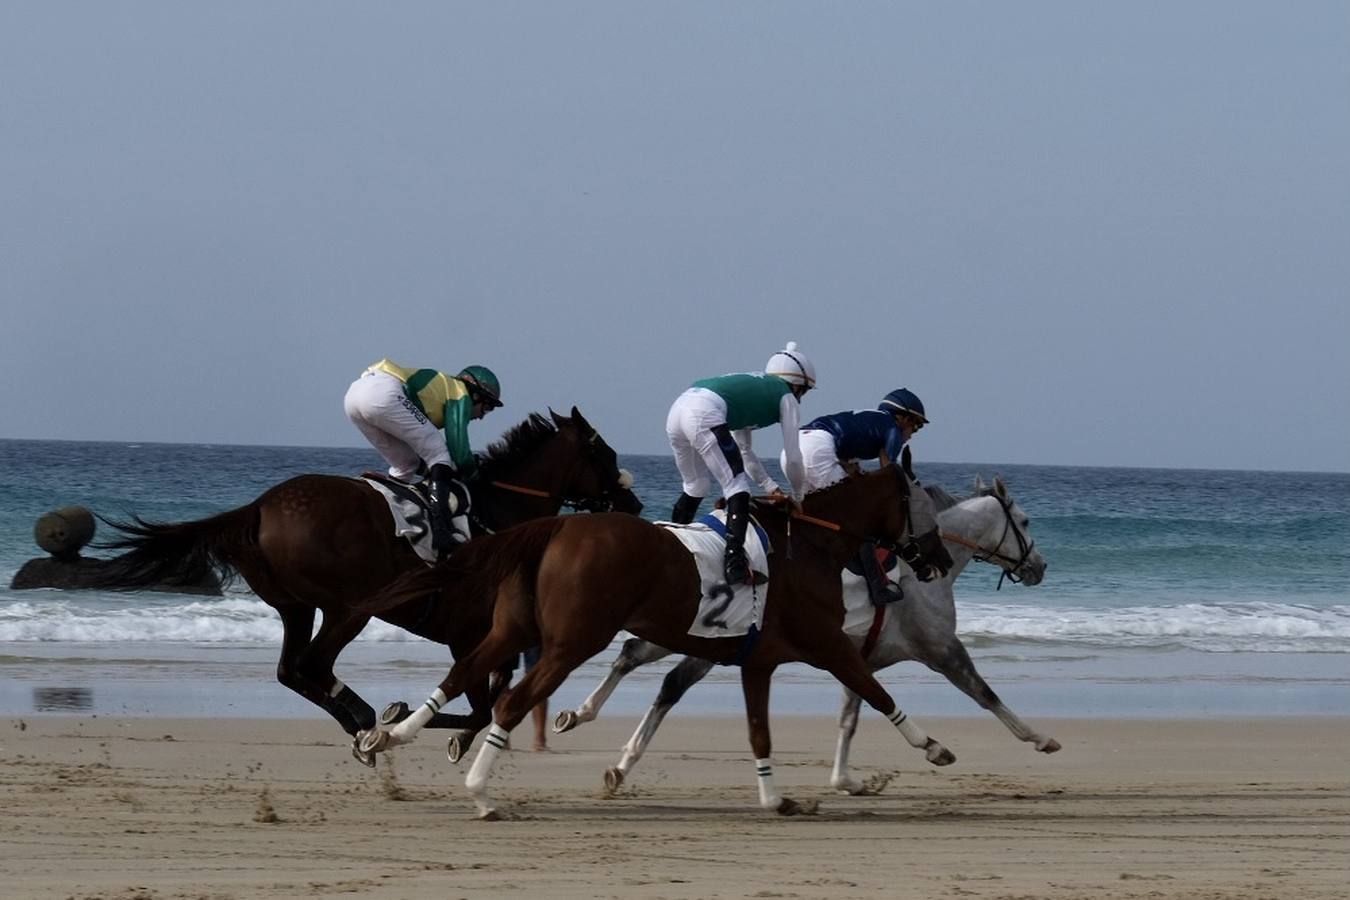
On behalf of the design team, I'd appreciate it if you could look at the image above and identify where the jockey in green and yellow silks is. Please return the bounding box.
[344,359,503,558]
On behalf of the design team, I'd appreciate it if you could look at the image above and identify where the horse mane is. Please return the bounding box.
[476,413,560,479]
[924,484,964,511]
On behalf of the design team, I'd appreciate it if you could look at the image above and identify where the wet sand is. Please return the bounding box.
[1,714,1346,899]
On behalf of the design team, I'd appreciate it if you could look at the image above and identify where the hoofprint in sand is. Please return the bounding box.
[1,714,1346,900]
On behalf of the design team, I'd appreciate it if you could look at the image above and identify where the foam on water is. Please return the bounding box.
[3,590,1347,653]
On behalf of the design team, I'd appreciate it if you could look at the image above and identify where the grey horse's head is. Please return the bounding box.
[972,475,1046,586]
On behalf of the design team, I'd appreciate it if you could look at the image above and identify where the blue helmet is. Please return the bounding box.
[879,388,928,424]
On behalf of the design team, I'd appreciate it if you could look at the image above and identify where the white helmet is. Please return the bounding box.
[764,341,817,389]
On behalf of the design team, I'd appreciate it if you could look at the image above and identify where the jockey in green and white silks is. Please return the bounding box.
[665,341,816,586]
[344,358,503,558]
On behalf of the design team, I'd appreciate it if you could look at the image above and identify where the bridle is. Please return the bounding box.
[941,492,1036,589]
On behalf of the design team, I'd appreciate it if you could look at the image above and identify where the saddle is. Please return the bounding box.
[361,472,437,563]
[362,471,431,507]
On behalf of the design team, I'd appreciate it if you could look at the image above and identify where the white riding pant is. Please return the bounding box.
[785,428,847,492]
[344,371,452,480]
[665,389,758,499]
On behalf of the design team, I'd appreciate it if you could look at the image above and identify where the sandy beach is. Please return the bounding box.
[1,713,1346,900]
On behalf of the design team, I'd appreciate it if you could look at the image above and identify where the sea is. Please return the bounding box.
[1,438,1347,722]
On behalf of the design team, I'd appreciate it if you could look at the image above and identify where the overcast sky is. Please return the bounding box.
[3,2,1347,472]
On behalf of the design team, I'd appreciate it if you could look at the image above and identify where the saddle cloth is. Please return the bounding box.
[361,474,437,564]
[658,510,771,639]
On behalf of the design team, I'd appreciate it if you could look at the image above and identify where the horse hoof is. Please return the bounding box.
[1038,738,1062,754]
[358,729,390,755]
[924,740,956,766]
[350,740,377,768]
[832,779,864,796]
[776,797,819,816]
[380,701,411,726]
[553,709,579,734]
[447,734,466,764]
[603,767,625,795]
[478,808,501,822]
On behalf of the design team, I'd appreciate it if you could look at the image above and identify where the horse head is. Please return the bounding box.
[548,407,643,515]
[970,474,1045,586]
[472,410,642,530]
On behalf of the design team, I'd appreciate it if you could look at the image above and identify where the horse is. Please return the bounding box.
[95,408,641,763]
[555,475,1054,795]
[354,462,955,818]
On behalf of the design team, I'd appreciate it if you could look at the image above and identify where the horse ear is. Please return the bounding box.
[994,476,1008,499]
[974,474,987,494]
[570,406,592,431]
[549,408,569,428]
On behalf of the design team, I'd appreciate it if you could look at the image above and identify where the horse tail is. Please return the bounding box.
[93,504,260,590]
[355,517,568,616]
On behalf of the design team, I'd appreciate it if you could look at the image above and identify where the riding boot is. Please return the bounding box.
[427,464,467,560]
[670,492,702,525]
[722,492,752,586]
[858,540,903,605]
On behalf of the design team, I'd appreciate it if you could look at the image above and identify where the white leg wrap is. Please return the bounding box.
[831,730,852,788]
[888,708,928,748]
[465,723,509,816]
[391,688,447,743]
[755,757,781,809]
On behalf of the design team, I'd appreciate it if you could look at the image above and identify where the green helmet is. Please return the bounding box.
[457,365,502,409]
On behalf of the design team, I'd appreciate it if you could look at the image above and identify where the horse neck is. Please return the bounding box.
[936,497,1003,579]
[806,467,901,540]
[476,438,575,526]
[788,468,902,570]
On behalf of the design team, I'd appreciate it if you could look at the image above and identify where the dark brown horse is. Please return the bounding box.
[357,463,954,818]
[97,408,641,762]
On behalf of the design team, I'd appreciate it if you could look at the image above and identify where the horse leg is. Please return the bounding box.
[465,647,591,820]
[740,664,809,816]
[927,640,1060,753]
[557,637,674,734]
[605,655,714,794]
[442,668,514,765]
[268,601,369,735]
[829,687,867,794]
[359,627,521,757]
[292,609,384,763]
[807,633,956,767]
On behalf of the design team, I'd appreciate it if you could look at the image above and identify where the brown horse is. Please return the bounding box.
[97,408,641,761]
[357,463,954,818]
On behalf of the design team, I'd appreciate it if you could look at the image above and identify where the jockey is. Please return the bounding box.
[344,359,503,558]
[791,387,929,603]
[665,341,816,586]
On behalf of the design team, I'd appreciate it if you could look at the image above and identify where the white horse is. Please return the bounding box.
[554,475,1054,794]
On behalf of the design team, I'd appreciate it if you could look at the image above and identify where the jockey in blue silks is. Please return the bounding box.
[791,388,929,603]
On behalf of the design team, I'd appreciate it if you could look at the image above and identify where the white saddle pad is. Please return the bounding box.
[658,510,771,639]
[362,477,437,564]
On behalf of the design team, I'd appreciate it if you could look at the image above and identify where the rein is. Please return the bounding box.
[491,481,551,499]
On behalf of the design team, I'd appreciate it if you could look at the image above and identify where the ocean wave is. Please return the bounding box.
[0,597,422,644]
[959,601,1350,653]
[3,595,1349,653]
